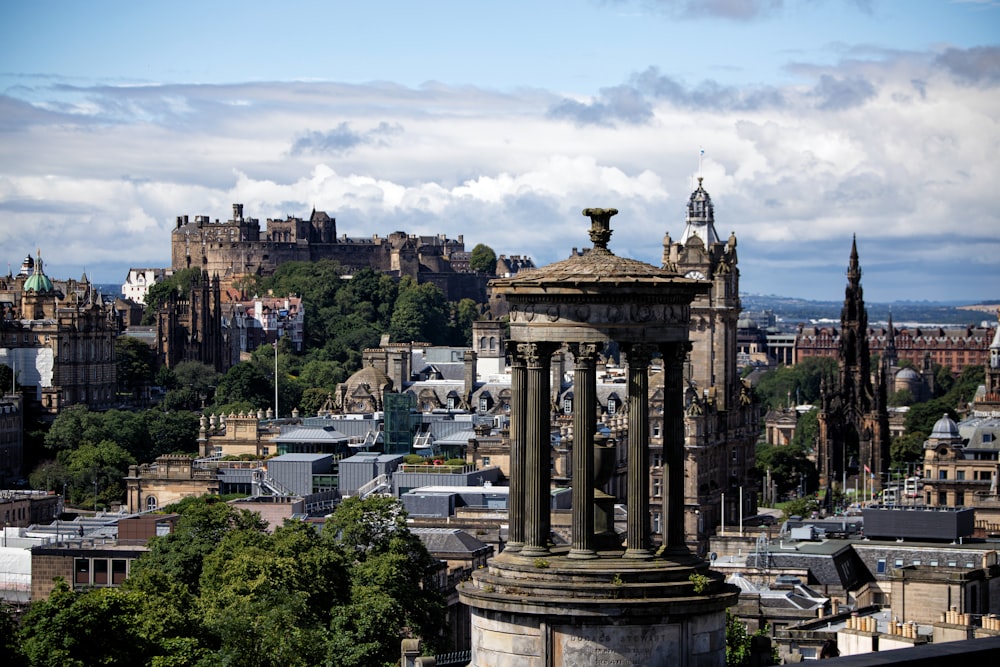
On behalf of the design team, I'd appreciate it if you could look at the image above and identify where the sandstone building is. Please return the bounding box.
[0,252,117,418]
[661,177,760,552]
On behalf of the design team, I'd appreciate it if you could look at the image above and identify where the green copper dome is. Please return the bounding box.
[23,251,54,293]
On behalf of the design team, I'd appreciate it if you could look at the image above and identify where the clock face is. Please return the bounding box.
[685,270,707,280]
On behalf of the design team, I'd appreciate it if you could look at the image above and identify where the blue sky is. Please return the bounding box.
[1,0,998,303]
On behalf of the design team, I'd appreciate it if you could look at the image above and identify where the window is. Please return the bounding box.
[948,561,957,567]
[930,560,939,567]
[956,491,965,506]
[938,492,947,505]
[652,424,661,437]
[957,470,965,481]
[145,496,157,511]
[607,398,617,415]
[447,397,456,410]
[563,396,572,414]
[480,396,490,412]
[894,559,904,568]
[481,457,490,467]
[876,559,886,574]
[939,470,948,480]
[652,478,663,498]
[652,512,662,535]
[75,558,90,585]
[93,559,108,585]
[912,560,921,567]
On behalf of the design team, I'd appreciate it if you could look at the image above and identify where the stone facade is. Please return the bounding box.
[660,178,760,552]
[125,455,220,513]
[0,252,117,417]
[156,269,235,373]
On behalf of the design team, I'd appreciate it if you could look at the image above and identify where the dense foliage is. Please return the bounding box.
[726,609,777,666]
[752,356,837,412]
[13,496,447,667]
[34,406,198,508]
[469,243,497,274]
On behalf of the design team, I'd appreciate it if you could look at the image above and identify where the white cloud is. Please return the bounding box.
[0,47,997,302]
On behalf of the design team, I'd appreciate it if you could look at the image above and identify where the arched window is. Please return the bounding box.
[146,496,158,511]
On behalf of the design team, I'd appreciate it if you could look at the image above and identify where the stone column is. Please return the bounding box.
[624,343,654,559]
[569,342,600,559]
[522,342,555,557]
[506,344,528,553]
[662,341,691,552]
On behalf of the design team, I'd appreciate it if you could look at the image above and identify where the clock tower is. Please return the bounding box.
[659,176,757,553]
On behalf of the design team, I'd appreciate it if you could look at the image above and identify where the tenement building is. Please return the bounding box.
[171,203,493,303]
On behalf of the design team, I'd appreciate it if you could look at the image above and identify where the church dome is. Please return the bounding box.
[343,364,393,396]
[23,251,53,294]
[895,367,920,381]
[929,413,960,440]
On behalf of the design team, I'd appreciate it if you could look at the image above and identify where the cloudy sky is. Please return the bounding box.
[1,0,997,303]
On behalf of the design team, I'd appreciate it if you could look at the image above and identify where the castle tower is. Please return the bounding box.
[462,209,736,666]
[817,238,891,500]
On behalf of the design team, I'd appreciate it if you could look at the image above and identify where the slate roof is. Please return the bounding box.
[411,527,491,557]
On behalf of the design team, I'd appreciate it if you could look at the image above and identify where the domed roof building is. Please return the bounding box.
[331,360,394,414]
[22,251,54,294]
[0,249,116,417]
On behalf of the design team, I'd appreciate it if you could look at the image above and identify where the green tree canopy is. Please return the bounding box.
[753,356,838,412]
[115,336,157,401]
[469,243,497,274]
[389,280,450,344]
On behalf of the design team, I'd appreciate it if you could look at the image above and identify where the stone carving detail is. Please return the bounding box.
[607,305,623,323]
[546,304,560,322]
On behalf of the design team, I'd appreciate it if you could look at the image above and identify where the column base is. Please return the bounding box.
[622,547,654,560]
[567,548,599,560]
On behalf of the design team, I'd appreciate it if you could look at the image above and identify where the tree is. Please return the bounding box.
[469,243,497,274]
[18,581,157,667]
[756,443,818,499]
[214,361,274,411]
[725,609,777,666]
[389,281,450,344]
[129,495,268,594]
[450,298,480,347]
[115,336,157,402]
[891,431,926,469]
[0,602,24,667]
[58,439,135,509]
[753,356,838,412]
[323,497,447,660]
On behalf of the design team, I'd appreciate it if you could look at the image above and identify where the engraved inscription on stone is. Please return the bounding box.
[555,624,681,667]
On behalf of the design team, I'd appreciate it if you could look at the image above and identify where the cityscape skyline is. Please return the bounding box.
[1,1,997,302]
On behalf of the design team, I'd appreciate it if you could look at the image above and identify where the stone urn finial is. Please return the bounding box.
[583,208,618,250]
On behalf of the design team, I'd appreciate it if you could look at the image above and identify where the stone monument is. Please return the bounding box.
[459,208,738,666]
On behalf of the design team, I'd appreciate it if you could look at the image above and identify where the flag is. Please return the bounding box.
[864,464,870,474]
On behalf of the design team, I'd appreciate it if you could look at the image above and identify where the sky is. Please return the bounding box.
[1,0,998,303]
